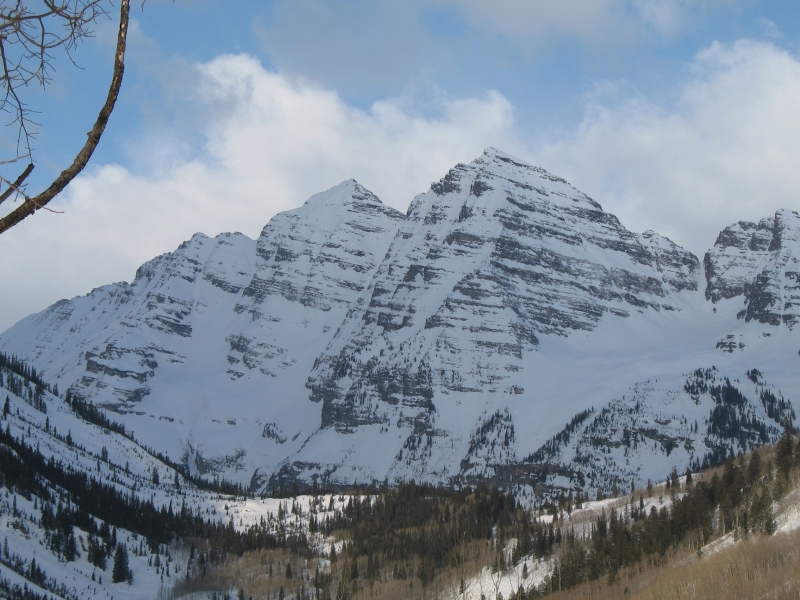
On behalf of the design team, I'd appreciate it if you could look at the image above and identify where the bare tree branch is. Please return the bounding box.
[0,0,129,234]
[0,160,32,205]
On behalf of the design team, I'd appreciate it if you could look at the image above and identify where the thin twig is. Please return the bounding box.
[0,1,110,160]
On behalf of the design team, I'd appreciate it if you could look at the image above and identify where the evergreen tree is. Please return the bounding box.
[112,542,130,583]
[795,436,800,467]
[776,420,795,478]
[152,467,159,486]
[64,532,77,562]
[747,449,762,484]
[2,396,8,418]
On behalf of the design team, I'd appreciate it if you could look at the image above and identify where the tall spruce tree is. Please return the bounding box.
[112,542,130,583]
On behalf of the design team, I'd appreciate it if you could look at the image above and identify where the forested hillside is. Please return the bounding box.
[2,333,800,599]
[174,425,800,599]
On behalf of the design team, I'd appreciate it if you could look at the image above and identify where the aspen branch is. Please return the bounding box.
[0,162,34,206]
[0,0,129,234]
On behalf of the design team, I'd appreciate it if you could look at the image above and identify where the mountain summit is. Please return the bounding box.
[2,150,799,499]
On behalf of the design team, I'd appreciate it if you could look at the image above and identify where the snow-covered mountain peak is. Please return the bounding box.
[0,180,405,478]
[133,229,255,289]
[415,148,602,223]
[244,181,404,310]
[300,178,384,209]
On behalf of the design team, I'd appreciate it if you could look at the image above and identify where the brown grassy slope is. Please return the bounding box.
[544,527,800,600]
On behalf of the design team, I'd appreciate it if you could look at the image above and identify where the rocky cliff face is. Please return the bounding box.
[222,180,405,384]
[4,230,259,410]
[1,150,799,501]
[296,149,700,482]
[704,209,800,328]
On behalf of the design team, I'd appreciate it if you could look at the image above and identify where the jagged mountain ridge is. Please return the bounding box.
[2,149,799,499]
[704,209,800,326]
[0,179,404,483]
[294,149,700,485]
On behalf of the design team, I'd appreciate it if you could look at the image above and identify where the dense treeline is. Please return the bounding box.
[747,368,797,424]
[65,391,127,437]
[526,409,594,464]
[310,484,582,599]
[0,423,309,558]
[0,353,55,397]
[522,422,800,598]
[2,374,48,414]
[707,378,768,446]
[323,483,522,586]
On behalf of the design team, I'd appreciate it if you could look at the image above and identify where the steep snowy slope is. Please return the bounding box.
[0,180,404,485]
[0,358,362,600]
[1,150,799,500]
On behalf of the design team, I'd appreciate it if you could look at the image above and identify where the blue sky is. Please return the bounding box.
[3,0,800,331]
[24,1,800,171]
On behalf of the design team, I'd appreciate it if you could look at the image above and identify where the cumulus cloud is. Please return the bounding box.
[535,40,800,256]
[0,54,522,332]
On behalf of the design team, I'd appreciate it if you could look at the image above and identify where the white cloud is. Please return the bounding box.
[534,40,800,256]
[758,18,783,40]
[0,54,521,332]
[441,0,637,50]
[634,0,704,36]
[438,0,739,53]
[255,0,741,95]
